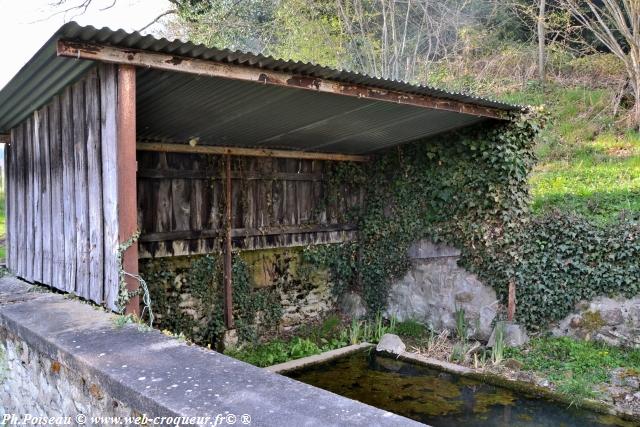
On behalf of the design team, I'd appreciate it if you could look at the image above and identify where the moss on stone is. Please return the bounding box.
[583,310,606,332]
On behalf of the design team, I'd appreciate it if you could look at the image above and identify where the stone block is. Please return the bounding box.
[487,322,529,348]
[407,240,461,260]
[339,292,367,319]
[376,334,406,355]
[387,249,498,341]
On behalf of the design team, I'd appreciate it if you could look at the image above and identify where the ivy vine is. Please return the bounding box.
[140,252,283,347]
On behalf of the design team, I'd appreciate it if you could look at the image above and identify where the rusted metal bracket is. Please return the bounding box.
[57,40,509,120]
[136,142,370,162]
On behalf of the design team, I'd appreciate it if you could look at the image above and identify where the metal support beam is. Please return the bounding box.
[57,40,508,120]
[117,64,140,316]
[137,142,370,162]
[224,154,234,330]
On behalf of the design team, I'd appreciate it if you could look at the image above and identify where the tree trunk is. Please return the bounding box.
[633,80,640,130]
[538,0,547,90]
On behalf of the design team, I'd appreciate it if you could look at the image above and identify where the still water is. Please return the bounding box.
[285,351,636,427]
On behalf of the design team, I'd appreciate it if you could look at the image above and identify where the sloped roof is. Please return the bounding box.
[0,22,523,153]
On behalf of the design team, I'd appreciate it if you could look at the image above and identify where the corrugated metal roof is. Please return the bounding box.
[135,68,484,153]
[0,22,523,153]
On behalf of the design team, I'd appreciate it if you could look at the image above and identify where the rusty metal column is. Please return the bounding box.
[224,154,235,329]
[117,64,140,316]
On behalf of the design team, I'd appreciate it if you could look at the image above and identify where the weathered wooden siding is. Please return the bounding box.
[137,153,362,258]
[5,64,120,310]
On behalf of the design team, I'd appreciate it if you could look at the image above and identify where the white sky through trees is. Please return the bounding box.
[0,0,170,88]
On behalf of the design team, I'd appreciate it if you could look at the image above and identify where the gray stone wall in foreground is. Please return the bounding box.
[0,276,420,427]
[0,330,134,421]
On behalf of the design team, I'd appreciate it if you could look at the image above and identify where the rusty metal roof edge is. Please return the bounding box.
[0,21,526,132]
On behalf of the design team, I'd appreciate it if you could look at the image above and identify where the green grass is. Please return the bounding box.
[226,314,424,367]
[506,337,640,402]
[500,85,640,223]
[226,337,323,367]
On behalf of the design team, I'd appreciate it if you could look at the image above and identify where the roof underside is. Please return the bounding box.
[0,22,522,154]
[137,69,484,153]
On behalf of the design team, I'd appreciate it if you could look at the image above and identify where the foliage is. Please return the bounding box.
[499,84,640,223]
[141,255,223,347]
[454,307,468,341]
[229,313,401,367]
[115,231,154,327]
[491,321,505,365]
[231,255,283,343]
[450,342,468,364]
[349,318,362,345]
[506,336,640,402]
[482,213,640,328]
[351,112,542,315]
[0,191,5,261]
[373,312,396,343]
[140,253,283,347]
[302,242,359,298]
[306,108,640,330]
[394,319,427,339]
[173,0,344,68]
[227,337,325,368]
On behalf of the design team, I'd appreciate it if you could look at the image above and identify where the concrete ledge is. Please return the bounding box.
[0,276,422,426]
[392,351,474,375]
[266,343,373,374]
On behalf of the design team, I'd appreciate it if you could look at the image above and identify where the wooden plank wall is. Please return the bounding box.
[137,152,363,258]
[5,64,120,310]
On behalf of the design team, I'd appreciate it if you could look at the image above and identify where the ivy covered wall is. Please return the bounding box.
[139,247,338,347]
[141,109,640,342]
[311,109,640,330]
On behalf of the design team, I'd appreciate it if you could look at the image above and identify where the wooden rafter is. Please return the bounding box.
[136,142,370,162]
[57,40,509,120]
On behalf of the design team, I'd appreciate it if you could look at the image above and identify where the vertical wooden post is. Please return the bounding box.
[224,154,235,329]
[117,64,139,316]
[507,279,516,322]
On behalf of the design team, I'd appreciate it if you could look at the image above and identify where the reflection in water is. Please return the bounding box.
[285,351,635,427]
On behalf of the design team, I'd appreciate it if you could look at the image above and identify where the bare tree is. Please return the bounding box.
[537,0,546,88]
[336,0,475,82]
[561,0,640,128]
[46,0,177,31]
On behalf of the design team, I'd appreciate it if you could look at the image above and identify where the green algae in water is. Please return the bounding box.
[285,351,636,427]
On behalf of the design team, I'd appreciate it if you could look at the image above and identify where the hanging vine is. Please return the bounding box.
[116,230,154,327]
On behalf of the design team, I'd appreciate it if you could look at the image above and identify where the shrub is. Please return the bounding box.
[395,319,427,338]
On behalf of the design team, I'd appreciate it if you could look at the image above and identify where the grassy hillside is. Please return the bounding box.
[500,85,640,223]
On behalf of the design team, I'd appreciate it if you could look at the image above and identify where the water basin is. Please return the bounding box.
[284,350,635,427]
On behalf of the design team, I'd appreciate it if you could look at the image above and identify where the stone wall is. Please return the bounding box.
[385,240,499,341]
[140,247,338,345]
[241,247,337,330]
[0,330,134,420]
[0,275,418,426]
[552,296,640,347]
